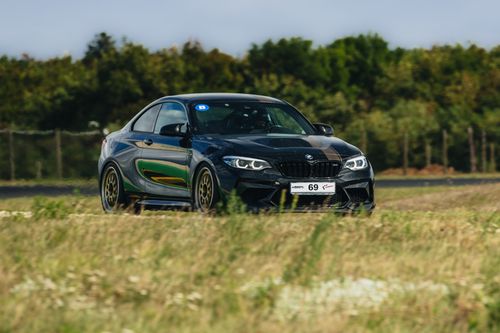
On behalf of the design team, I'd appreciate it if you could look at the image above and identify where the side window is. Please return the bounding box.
[133,104,161,132]
[154,102,188,134]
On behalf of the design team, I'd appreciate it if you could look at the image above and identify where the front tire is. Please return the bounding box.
[194,165,219,212]
[101,164,128,213]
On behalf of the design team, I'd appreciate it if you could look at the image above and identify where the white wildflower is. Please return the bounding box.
[128,275,140,283]
[173,292,184,305]
[187,292,202,301]
[41,278,57,290]
[10,278,38,294]
[243,277,449,320]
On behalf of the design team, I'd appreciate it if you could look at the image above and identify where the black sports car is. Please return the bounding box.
[98,93,375,213]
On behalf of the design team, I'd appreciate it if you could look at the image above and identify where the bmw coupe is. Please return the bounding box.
[98,93,375,213]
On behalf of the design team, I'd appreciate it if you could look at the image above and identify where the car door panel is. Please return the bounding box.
[140,102,191,198]
[117,104,162,194]
[139,136,191,198]
[114,132,153,193]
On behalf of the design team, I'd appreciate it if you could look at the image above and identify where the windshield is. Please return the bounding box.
[189,101,316,135]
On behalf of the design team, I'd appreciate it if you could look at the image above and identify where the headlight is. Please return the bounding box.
[344,155,368,171]
[223,156,271,171]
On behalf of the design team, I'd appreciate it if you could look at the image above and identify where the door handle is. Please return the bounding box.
[143,138,153,146]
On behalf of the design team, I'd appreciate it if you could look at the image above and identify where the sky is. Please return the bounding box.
[0,0,499,59]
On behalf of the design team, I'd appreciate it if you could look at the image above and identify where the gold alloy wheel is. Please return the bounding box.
[102,167,120,211]
[197,167,214,211]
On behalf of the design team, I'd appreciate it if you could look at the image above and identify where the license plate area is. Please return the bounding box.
[290,182,336,195]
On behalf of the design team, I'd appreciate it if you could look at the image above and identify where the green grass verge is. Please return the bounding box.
[376,172,500,180]
[0,185,499,332]
[0,178,97,187]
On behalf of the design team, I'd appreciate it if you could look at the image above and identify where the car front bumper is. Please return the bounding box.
[215,163,375,212]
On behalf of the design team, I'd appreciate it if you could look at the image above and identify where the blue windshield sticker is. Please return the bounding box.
[195,104,210,112]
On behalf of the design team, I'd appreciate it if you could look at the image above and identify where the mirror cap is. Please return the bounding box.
[314,123,334,136]
[159,123,189,137]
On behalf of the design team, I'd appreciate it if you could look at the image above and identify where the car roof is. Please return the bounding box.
[154,93,286,104]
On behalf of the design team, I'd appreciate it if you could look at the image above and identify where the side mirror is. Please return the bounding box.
[159,123,189,137]
[314,123,334,136]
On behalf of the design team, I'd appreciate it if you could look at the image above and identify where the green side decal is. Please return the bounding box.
[136,159,189,189]
[123,177,141,192]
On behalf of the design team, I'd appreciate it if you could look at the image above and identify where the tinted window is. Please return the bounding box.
[133,104,161,132]
[154,102,188,134]
[190,102,315,135]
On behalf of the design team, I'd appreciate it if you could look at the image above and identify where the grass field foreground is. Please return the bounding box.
[0,185,499,332]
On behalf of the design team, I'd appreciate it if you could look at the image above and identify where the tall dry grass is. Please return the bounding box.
[0,185,499,332]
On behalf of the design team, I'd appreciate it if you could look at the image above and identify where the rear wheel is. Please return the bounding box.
[101,164,128,213]
[194,165,219,212]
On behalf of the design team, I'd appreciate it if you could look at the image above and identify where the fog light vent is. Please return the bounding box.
[346,188,369,203]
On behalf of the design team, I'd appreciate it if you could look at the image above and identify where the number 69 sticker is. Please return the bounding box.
[290,182,336,195]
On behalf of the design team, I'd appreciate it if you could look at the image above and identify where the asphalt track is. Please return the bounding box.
[0,178,499,199]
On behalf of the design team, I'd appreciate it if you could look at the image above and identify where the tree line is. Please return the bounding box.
[0,32,498,173]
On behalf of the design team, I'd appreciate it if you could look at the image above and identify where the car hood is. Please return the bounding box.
[200,134,361,161]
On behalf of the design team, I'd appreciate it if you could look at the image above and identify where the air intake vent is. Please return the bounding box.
[346,188,369,203]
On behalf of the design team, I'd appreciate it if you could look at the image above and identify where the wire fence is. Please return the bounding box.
[0,129,103,180]
[0,128,497,180]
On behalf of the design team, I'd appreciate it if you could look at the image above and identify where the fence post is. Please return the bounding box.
[55,129,63,179]
[467,126,477,173]
[442,129,448,174]
[425,140,431,168]
[35,160,42,179]
[490,143,496,173]
[8,129,15,181]
[403,132,408,176]
[481,130,487,173]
